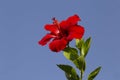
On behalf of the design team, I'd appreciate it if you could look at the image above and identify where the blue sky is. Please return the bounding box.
[0,0,120,80]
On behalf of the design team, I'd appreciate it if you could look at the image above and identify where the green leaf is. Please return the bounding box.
[63,47,79,61]
[80,37,91,57]
[65,73,72,80]
[76,38,84,50]
[88,66,101,80]
[84,37,91,57]
[73,56,86,72]
[57,64,79,80]
[76,37,91,57]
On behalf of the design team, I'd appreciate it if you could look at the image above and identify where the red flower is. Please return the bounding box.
[38,14,85,52]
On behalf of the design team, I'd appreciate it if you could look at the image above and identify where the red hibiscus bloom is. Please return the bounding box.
[38,14,85,52]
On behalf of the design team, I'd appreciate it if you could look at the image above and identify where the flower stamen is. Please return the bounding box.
[52,17,60,29]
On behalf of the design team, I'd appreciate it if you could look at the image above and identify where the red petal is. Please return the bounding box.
[60,20,69,30]
[38,34,56,46]
[67,14,81,25]
[49,38,67,52]
[44,24,59,35]
[67,25,84,40]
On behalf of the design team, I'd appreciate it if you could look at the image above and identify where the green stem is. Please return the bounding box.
[80,71,83,80]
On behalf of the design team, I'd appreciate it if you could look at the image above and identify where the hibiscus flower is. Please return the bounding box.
[38,14,85,52]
